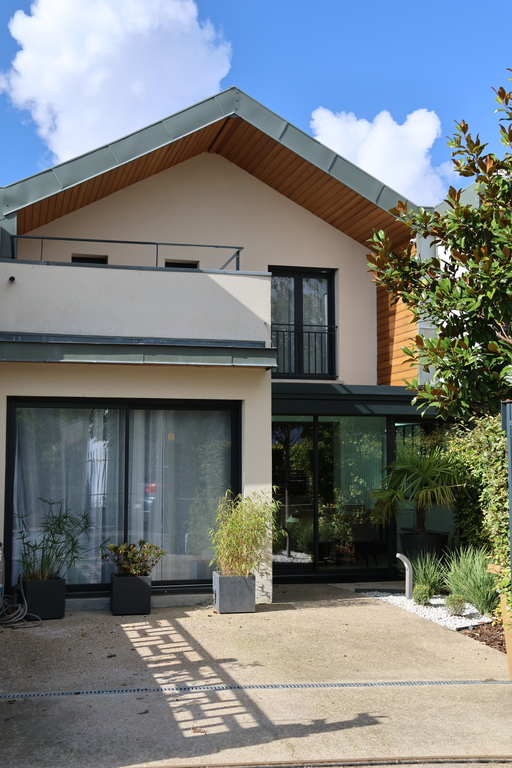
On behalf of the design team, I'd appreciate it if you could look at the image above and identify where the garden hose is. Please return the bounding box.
[0,546,42,627]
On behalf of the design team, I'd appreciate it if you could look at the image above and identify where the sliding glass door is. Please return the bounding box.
[317,416,388,572]
[272,417,315,567]
[12,406,125,586]
[128,408,232,581]
[272,414,389,573]
[8,400,238,589]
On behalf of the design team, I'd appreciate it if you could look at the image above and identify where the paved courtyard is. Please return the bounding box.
[1,584,511,768]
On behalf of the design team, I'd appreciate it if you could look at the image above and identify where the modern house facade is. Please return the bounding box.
[0,88,439,603]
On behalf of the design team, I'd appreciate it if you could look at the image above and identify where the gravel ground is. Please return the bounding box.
[361,591,491,630]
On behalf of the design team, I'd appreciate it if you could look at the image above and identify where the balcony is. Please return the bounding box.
[271,323,336,378]
[0,236,275,369]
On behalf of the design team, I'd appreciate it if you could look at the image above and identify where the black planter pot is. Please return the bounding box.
[22,578,66,620]
[212,572,255,613]
[110,574,152,615]
[400,531,449,560]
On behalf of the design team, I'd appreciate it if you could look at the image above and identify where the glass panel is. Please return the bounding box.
[271,275,295,374]
[303,276,329,374]
[128,409,231,581]
[272,417,314,567]
[12,405,233,587]
[12,407,125,585]
[302,276,328,326]
[394,422,454,554]
[317,416,387,571]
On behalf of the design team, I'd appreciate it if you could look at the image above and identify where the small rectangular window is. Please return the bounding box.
[165,261,198,269]
[71,255,108,264]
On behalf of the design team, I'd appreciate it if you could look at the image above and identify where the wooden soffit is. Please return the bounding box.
[3,88,412,250]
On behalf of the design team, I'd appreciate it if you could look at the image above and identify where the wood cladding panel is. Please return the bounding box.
[376,286,417,386]
[310,185,359,221]
[291,174,346,213]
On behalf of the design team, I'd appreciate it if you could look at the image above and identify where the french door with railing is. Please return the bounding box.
[270,267,335,378]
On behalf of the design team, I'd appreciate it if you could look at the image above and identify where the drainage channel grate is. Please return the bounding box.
[1,679,511,700]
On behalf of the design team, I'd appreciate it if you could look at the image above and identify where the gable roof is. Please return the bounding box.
[0,87,412,249]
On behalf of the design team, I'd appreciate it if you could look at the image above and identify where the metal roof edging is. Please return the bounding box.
[1,86,419,219]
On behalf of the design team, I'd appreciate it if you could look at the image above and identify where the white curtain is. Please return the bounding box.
[128,409,231,581]
[12,407,125,585]
[12,406,232,586]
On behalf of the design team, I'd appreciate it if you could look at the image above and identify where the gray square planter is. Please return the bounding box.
[110,574,151,615]
[212,571,255,613]
[22,578,66,620]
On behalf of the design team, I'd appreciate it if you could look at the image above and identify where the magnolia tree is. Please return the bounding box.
[368,73,512,419]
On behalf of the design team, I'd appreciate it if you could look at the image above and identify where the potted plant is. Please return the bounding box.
[371,446,462,559]
[101,540,165,615]
[17,498,93,620]
[209,490,280,613]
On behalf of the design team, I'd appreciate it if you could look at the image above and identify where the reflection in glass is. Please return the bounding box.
[271,276,296,374]
[272,415,388,571]
[318,417,387,570]
[302,276,329,374]
[272,417,314,565]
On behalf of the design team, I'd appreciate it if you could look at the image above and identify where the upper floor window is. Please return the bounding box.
[270,267,335,378]
[71,254,108,264]
[165,261,199,269]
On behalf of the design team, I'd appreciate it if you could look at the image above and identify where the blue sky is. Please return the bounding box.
[0,0,511,205]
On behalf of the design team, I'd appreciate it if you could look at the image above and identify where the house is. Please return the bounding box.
[0,88,442,605]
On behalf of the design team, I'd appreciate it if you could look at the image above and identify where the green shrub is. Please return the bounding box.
[446,416,510,608]
[272,527,289,554]
[210,491,280,576]
[101,540,165,576]
[444,546,499,615]
[445,593,467,616]
[18,498,93,581]
[371,445,461,535]
[413,584,433,605]
[287,519,313,556]
[410,551,446,596]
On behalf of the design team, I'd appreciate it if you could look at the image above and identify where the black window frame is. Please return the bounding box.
[270,266,336,380]
[4,396,241,593]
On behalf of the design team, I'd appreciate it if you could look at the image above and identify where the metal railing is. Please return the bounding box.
[10,235,244,270]
[271,324,336,377]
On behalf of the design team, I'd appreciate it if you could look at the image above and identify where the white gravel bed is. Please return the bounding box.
[273,551,312,564]
[361,591,491,630]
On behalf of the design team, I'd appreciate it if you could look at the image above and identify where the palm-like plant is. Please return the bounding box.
[371,446,462,535]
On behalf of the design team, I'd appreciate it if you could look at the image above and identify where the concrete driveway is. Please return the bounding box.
[0,584,511,768]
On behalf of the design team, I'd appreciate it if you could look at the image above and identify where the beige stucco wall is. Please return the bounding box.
[0,362,273,602]
[0,261,272,344]
[21,153,377,385]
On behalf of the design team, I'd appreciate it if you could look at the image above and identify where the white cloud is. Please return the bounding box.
[310,105,452,206]
[0,0,232,163]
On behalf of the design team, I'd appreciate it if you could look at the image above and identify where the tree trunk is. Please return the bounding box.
[415,505,426,535]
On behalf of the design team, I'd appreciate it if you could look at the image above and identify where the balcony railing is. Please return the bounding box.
[271,324,336,378]
[8,235,244,271]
